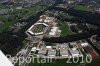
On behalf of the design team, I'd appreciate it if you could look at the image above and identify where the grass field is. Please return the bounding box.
[86,56,100,66]
[0,15,14,32]
[0,4,7,9]
[74,4,95,12]
[31,24,46,33]
[58,20,73,37]
[88,24,97,29]
[27,58,81,66]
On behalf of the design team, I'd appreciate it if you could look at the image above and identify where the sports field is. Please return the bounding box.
[31,24,47,33]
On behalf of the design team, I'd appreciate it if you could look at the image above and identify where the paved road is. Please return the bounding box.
[19,45,32,66]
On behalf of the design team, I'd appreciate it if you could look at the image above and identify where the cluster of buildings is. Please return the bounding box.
[49,27,58,36]
[10,0,41,4]
[30,42,82,58]
[26,15,61,41]
[0,0,9,3]
[10,22,27,33]
[26,15,83,58]
[81,42,98,57]
[91,35,100,52]
[29,37,99,58]
[26,15,98,59]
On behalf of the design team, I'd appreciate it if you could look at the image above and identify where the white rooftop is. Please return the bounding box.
[49,27,58,36]
[38,50,46,54]
[81,43,89,47]
[44,20,50,23]
[31,47,36,51]
[0,50,14,66]
[72,48,77,50]
[70,50,79,56]
[48,50,56,56]
[60,50,69,56]
[70,42,77,45]
[49,32,56,36]
[46,46,52,49]
[39,19,43,22]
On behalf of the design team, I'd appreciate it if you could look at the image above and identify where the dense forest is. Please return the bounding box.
[0,32,23,56]
[43,28,100,43]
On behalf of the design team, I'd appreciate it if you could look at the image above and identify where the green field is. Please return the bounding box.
[74,4,95,12]
[85,56,100,66]
[27,58,81,66]
[0,16,14,33]
[14,58,81,66]
[58,20,73,37]
[0,4,7,9]
[88,24,97,29]
[31,24,46,33]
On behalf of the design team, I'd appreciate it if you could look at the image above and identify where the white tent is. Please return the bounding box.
[0,50,14,66]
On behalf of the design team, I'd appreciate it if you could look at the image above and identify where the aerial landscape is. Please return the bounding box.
[0,0,100,66]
